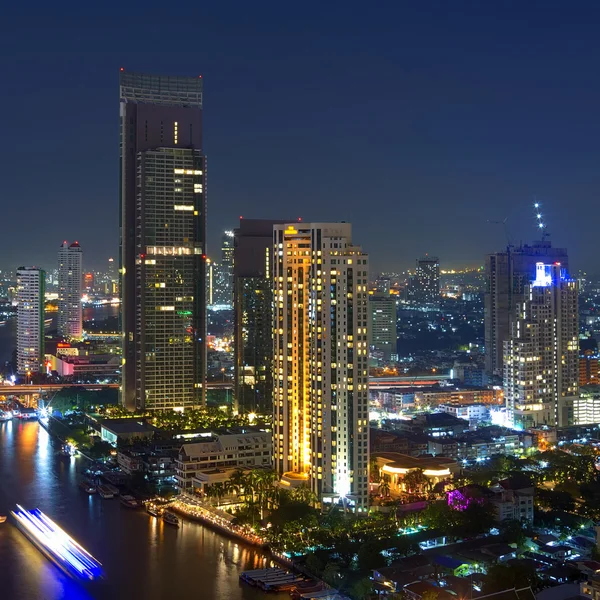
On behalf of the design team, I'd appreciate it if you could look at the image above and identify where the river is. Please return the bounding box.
[0,420,281,599]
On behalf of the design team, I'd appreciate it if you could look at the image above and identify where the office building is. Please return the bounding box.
[574,385,600,425]
[485,240,569,377]
[369,293,397,363]
[504,263,578,428]
[579,339,599,387]
[233,218,288,414]
[210,231,234,306]
[273,222,369,511]
[408,256,440,306]
[16,267,45,374]
[119,70,207,411]
[107,257,118,295]
[58,241,83,339]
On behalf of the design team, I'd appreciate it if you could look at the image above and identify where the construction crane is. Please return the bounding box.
[487,217,513,248]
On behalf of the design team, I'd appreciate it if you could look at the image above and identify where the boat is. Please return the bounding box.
[162,512,179,527]
[119,494,139,508]
[146,504,160,517]
[0,411,12,421]
[0,516,6,523]
[79,480,96,494]
[97,484,115,499]
[10,505,103,580]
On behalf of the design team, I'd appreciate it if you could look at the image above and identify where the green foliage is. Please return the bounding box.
[484,563,539,594]
[350,577,373,600]
[536,488,575,512]
[499,519,528,547]
[357,540,384,572]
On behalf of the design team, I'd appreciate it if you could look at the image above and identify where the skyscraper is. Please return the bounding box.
[408,256,440,306]
[58,241,83,340]
[233,218,289,414]
[369,293,397,363]
[273,223,369,512]
[485,240,569,378]
[17,267,45,375]
[504,263,578,428]
[211,231,234,306]
[119,71,207,411]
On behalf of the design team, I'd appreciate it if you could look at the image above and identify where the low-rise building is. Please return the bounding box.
[439,403,489,425]
[574,386,600,425]
[175,430,271,491]
[100,419,156,446]
[373,452,459,494]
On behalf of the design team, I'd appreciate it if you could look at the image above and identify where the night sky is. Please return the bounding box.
[1,3,599,273]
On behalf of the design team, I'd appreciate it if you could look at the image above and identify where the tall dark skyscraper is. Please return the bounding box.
[233,219,288,414]
[484,240,569,378]
[119,71,207,411]
[408,256,440,307]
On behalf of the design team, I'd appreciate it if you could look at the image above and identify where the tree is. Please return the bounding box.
[322,562,341,587]
[403,468,427,495]
[350,577,373,600]
[305,552,324,576]
[484,563,539,594]
[379,478,391,497]
[357,540,385,573]
[499,519,528,547]
[536,488,575,512]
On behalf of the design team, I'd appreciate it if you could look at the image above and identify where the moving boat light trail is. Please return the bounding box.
[11,505,103,581]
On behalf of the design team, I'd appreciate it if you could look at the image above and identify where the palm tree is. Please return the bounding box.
[291,484,318,506]
[379,479,391,498]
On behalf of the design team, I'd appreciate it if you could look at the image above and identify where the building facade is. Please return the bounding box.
[119,71,207,411]
[273,222,369,511]
[369,293,397,363]
[485,240,569,378]
[574,385,600,425]
[504,263,578,428]
[175,431,272,490]
[233,218,289,414]
[409,256,440,307]
[58,241,83,339]
[16,267,45,374]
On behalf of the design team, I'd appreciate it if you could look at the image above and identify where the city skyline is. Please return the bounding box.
[1,5,599,273]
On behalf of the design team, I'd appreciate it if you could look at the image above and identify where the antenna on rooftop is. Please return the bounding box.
[533,199,550,242]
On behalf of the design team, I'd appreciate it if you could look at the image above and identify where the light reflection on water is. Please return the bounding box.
[0,421,284,600]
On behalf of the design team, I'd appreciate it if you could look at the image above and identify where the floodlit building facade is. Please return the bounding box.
[17,267,45,374]
[273,222,369,511]
[504,263,578,428]
[58,241,83,339]
[485,240,569,378]
[119,71,207,411]
[574,385,600,425]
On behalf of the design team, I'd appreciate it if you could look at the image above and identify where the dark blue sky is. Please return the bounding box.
[1,2,599,273]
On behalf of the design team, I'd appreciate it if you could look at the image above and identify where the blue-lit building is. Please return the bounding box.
[504,263,579,428]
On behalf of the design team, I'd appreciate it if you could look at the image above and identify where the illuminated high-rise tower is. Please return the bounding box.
[233,218,288,414]
[504,263,578,428]
[273,222,369,512]
[409,256,440,307]
[16,267,45,374]
[119,70,207,411]
[58,241,83,339]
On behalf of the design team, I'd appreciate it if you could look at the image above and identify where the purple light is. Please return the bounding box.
[447,489,483,511]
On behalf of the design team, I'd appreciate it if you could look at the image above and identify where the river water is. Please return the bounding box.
[0,420,279,599]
